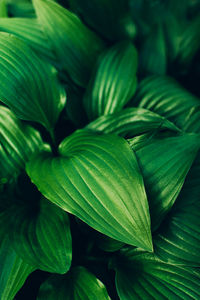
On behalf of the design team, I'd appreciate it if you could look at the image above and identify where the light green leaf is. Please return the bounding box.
[86,107,179,137]
[0,32,66,133]
[0,0,8,17]
[27,130,153,251]
[33,0,104,87]
[84,42,137,120]
[0,235,35,300]
[8,197,72,274]
[69,0,136,41]
[129,133,200,230]
[0,18,55,62]
[37,266,111,300]
[154,151,200,267]
[112,248,200,300]
[0,105,43,180]
[139,23,167,75]
[133,75,200,130]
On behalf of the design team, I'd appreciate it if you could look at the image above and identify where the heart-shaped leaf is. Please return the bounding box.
[27,130,153,251]
[37,266,111,299]
[0,32,66,133]
[69,0,136,41]
[33,0,104,87]
[0,232,35,300]
[86,107,179,137]
[84,41,137,120]
[133,75,200,131]
[0,105,43,180]
[7,197,72,274]
[129,133,200,230]
[0,18,55,63]
[154,151,200,267]
[112,248,200,300]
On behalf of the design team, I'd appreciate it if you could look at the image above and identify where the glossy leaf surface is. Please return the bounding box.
[130,133,200,229]
[84,41,137,120]
[113,248,200,300]
[0,106,43,180]
[38,266,111,299]
[86,107,179,137]
[33,0,104,87]
[134,75,200,130]
[27,130,153,251]
[0,32,66,132]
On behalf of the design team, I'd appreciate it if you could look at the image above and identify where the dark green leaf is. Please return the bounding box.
[0,105,43,180]
[37,266,111,299]
[86,107,179,137]
[112,248,200,300]
[154,151,200,267]
[0,235,35,300]
[8,197,72,274]
[27,130,153,251]
[69,0,136,41]
[33,0,105,87]
[0,32,66,132]
[129,133,200,230]
[84,42,137,120]
[139,23,167,75]
[133,75,200,130]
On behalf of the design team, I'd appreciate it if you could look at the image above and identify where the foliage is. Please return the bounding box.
[0,0,200,299]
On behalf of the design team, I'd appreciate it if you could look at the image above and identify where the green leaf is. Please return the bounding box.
[37,266,111,299]
[177,14,200,68]
[129,133,200,230]
[69,0,136,41]
[94,233,125,252]
[0,105,43,180]
[27,130,153,251]
[86,107,179,137]
[139,23,167,75]
[33,0,104,87]
[8,197,72,274]
[112,248,200,300]
[7,0,35,18]
[154,151,200,267]
[84,42,137,120]
[0,0,8,17]
[0,32,66,132]
[133,75,200,130]
[0,235,35,300]
[0,18,55,63]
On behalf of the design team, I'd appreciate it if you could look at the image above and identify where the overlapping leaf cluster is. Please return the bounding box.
[0,0,200,299]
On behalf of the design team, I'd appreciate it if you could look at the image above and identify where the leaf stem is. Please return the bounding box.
[49,127,58,156]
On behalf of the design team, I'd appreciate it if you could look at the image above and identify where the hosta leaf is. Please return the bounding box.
[37,266,111,299]
[139,23,167,75]
[0,106,43,180]
[69,0,136,41]
[7,0,35,18]
[133,75,200,130]
[86,107,179,137]
[84,42,138,120]
[8,197,72,274]
[0,235,35,300]
[129,133,200,230]
[112,248,200,300]
[33,0,104,87]
[0,18,55,62]
[27,130,153,251]
[0,32,66,132]
[154,151,200,266]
